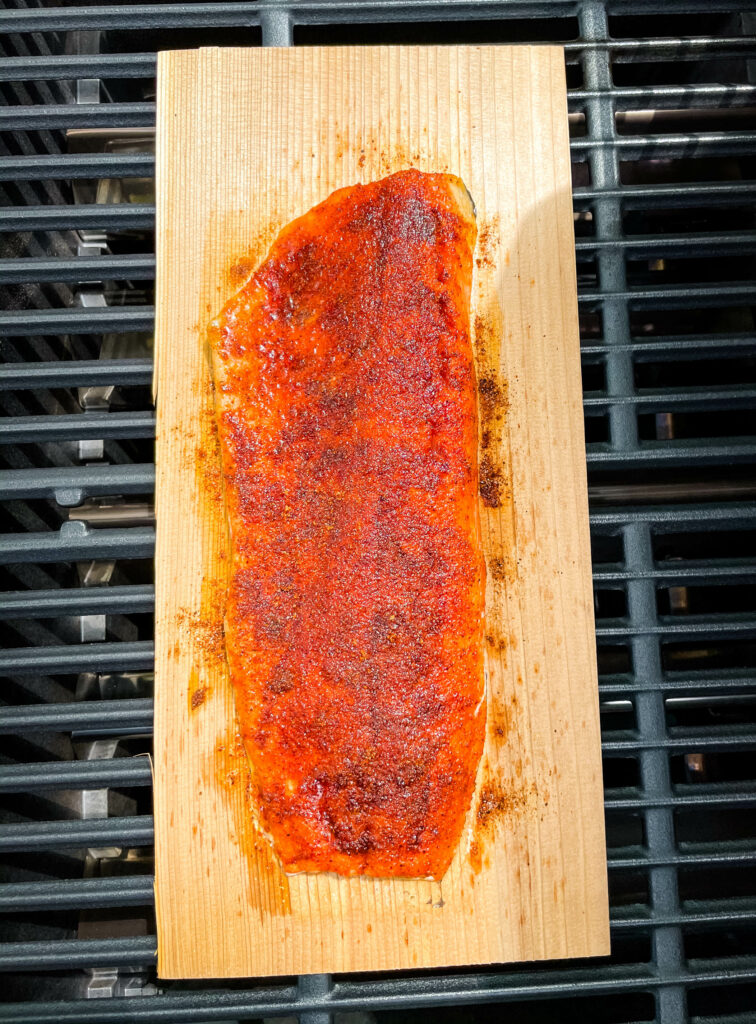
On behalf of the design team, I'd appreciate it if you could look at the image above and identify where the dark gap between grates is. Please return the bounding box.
[657,583,756,615]
[629,306,755,336]
[607,12,750,38]
[294,18,581,46]
[635,358,756,388]
[663,637,756,672]
[638,411,756,440]
[623,204,756,235]
[670,750,756,783]
[620,159,756,185]
[101,25,262,57]
[676,807,756,845]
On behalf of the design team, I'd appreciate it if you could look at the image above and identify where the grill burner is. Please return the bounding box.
[1,3,756,1022]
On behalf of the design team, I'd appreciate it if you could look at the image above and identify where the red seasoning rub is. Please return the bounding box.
[207,170,485,879]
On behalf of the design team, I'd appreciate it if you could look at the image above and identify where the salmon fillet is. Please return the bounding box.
[208,169,485,879]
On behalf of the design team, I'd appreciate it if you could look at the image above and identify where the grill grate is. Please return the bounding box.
[2,2,756,1022]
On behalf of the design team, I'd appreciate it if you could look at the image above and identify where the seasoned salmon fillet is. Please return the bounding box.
[207,169,485,879]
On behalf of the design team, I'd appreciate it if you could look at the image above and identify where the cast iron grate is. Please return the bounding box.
[1,2,756,1022]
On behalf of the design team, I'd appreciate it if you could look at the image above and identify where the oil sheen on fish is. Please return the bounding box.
[207,169,485,879]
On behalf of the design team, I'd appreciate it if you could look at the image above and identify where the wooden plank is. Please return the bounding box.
[154,45,609,980]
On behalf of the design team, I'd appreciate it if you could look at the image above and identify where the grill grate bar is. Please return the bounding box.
[600,672,755,695]
[1,961,756,1016]
[3,757,755,810]
[0,53,157,81]
[583,335,756,357]
[0,936,157,972]
[0,640,154,675]
[2,844,755,911]
[612,844,756,869]
[0,255,156,284]
[0,205,155,232]
[3,463,756,523]
[1,0,266,32]
[4,36,756,82]
[4,171,756,202]
[0,699,153,736]
[0,676,751,732]
[5,560,756,622]
[6,227,756,284]
[0,843,754,912]
[602,729,756,752]
[0,585,154,619]
[586,441,756,466]
[576,83,756,107]
[596,613,756,637]
[0,757,152,793]
[10,392,756,445]
[0,876,154,913]
[612,900,756,929]
[0,527,155,566]
[1,411,155,445]
[0,815,154,853]
[589,503,756,526]
[580,283,756,307]
[4,279,756,334]
[574,181,756,206]
[604,785,756,810]
[0,103,155,130]
[577,232,756,256]
[1,918,756,984]
[7,83,756,130]
[5,85,756,111]
[0,307,155,335]
[594,561,756,582]
[0,154,154,181]
[8,628,756,678]
[5,130,756,158]
[585,385,756,408]
[9,273,756,323]
[5,675,753,733]
[571,132,756,156]
[0,359,153,390]
[0,0,750,31]
[1,667,755,738]
[8,449,756,507]
[0,464,154,502]
[581,34,756,56]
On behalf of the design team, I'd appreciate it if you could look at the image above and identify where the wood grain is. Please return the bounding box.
[154,45,609,979]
